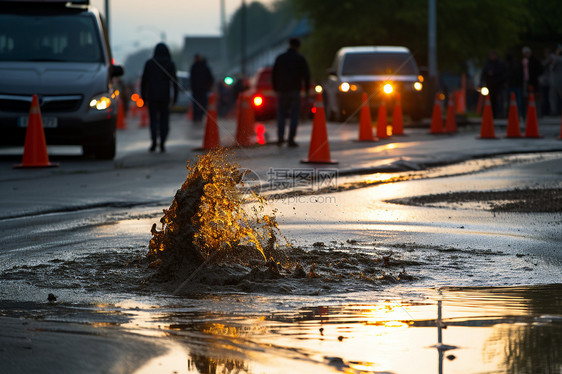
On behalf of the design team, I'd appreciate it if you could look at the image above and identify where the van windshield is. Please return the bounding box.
[341,52,418,76]
[0,13,103,63]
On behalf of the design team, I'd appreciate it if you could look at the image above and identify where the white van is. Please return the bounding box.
[324,46,425,122]
[0,0,124,159]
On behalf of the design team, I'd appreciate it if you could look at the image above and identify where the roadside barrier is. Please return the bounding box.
[357,92,376,141]
[392,93,405,135]
[235,93,254,146]
[201,93,220,149]
[301,92,338,164]
[524,93,541,138]
[506,92,521,138]
[429,93,444,134]
[14,94,58,168]
[445,95,457,133]
[376,98,390,138]
[478,94,496,139]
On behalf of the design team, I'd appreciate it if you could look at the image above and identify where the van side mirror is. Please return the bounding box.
[110,64,124,78]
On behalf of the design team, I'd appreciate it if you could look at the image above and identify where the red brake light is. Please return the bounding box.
[253,95,264,107]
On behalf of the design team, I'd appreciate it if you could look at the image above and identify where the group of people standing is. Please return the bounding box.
[139,38,310,152]
[140,44,214,153]
[481,45,562,119]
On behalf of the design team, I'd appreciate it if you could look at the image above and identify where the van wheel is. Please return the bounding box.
[83,139,116,160]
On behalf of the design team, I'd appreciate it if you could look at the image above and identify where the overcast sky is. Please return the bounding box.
[90,0,275,63]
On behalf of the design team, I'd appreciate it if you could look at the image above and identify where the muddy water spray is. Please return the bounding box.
[148,149,289,282]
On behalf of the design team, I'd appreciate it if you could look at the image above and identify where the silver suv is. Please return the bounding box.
[324,46,425,122]
[0,0,124,159]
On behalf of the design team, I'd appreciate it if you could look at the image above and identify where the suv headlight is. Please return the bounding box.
[339,82,350,92]
[89,94,113,111]
[414,82,423,91]
[339,82,358,92]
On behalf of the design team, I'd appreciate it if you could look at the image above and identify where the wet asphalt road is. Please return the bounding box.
[1,112,561,291]
[0,112,561,373]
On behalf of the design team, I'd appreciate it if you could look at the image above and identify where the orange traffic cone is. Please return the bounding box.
[376,99,389,138]
[524,93,541,138]
[445,95,457,133]
[357,93,376,141]
[14,94,58,168]
[201,93,220,149]
[478,94,496,139]
[429,94,444,134]
[116,97,127,130]
[392,93,404,135]
[235,93,254,146]
[301,92,337,164]
[505,92,521,138]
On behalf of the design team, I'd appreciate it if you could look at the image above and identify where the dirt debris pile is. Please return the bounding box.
[148,149,288,282]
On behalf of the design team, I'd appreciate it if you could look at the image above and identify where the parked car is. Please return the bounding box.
[0,0,124,159]
[248,66,313,121]
[323,46,425,122]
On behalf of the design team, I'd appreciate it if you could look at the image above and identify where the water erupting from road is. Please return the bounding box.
[147,149,288,289]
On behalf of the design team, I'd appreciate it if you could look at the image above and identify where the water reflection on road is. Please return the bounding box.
[128,284,562,374]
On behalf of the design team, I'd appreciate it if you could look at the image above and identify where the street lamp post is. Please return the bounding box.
[241,0,247,77]
[105,0,110,39]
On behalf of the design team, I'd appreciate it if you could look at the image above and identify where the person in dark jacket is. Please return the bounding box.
[141,43,178,152]
[480,50,506,118]
[189,54,214,123]
[521,46,544,118]
[505,53,523,118]
[272,37,310,147]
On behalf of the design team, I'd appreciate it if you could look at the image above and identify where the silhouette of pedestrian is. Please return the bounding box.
[480,50,506,118]
[272,37,310,147]
[549,45,562,115]
[190,54,214,123]
[505,53,523,118]
[521,46,543,118]
[141,43,178,152]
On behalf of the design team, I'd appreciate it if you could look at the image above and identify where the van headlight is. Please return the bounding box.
[383,83,393,94]
[414,82,423,91]
[89,94,113,111]
[339,82,351,92]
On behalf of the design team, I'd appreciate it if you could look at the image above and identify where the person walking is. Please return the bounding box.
[189,54,214,123]
[521,46,543,118]
[480,50,506,118]
[141,43,178,153]
[539,47,554,116]
[272,37,311,147]
[505,53,523,118]
[550,45,562,115]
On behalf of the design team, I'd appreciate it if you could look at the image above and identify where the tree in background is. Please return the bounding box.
[291,0,533,81]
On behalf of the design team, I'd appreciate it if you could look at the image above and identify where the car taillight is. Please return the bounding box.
[253,95,264,107]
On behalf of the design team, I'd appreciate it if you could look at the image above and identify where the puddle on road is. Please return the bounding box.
[3,284,559,374]
[129,284,562,374]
